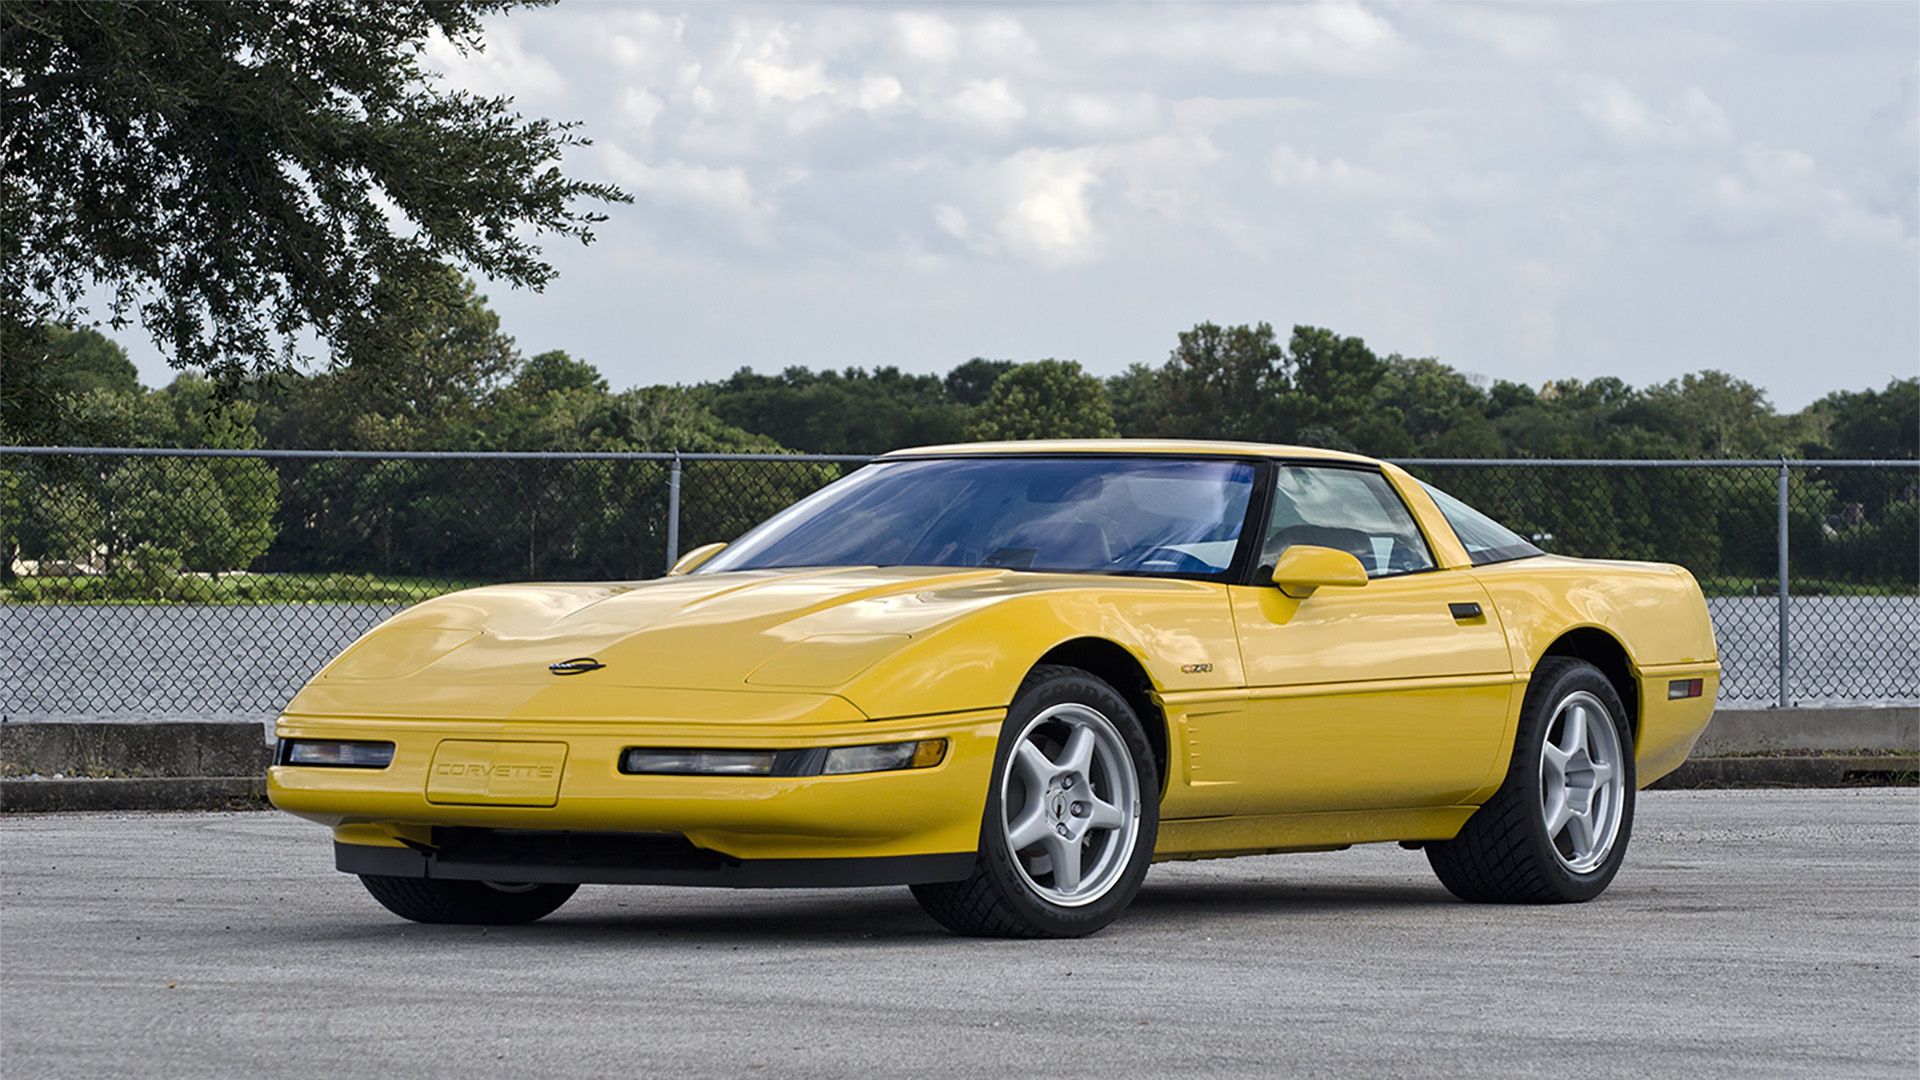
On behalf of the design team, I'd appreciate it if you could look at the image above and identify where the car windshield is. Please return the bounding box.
[700,456,1258,578]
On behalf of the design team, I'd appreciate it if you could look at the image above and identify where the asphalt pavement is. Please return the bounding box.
[2,790,1915,1078]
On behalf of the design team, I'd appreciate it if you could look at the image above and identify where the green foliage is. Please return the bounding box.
[1806,379,1919,461]
[944,359,1017,408]
[1,0,627,379]
[0,324,140,444]
[1132,322,1287,440]
[967,360,1118,441]
[702,366,967,454]
[1283,325,1386,441]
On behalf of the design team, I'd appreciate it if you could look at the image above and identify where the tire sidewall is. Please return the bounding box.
[975,670,1160,936]
[1519,663,1637,901]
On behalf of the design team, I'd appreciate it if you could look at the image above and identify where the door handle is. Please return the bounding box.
[1448,602,1483,620]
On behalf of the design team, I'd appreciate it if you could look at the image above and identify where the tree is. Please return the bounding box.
[967,360,1118,441]
[1105,362,1166,437]
[1136,322,1288,440]
[703,366,967,453]
[1810,378,1920,460]
[1,1,628,380]
[263,267,520,449]
[0,323,140,444]
[1641,371,1787,458]
[1350,355,1501,458]
[511,350,609,400]
[944,358,1016,407]
[1283,325,1387,443]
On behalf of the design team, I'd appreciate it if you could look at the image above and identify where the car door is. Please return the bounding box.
[1227,464,1514,814]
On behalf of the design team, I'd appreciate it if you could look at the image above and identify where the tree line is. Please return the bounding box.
[6,267,1913,462]
[1,268,1914,592]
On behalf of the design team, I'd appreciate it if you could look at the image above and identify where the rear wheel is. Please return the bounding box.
[359,875,578,925]
[912,665,1158,938]
[1427,657,1635,903]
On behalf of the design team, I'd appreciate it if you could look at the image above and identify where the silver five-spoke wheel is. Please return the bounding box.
[1538,689,1625,874]
[1000,702,1141,907]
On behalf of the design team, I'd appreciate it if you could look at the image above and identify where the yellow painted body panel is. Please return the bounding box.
[271,440,1721,871]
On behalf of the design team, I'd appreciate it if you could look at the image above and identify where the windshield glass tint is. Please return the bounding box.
[1420,481,1544,565]
[701,457,1257,577]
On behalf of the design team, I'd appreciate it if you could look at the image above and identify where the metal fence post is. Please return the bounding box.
[1776,460,1790,709]
[665,452,682,570]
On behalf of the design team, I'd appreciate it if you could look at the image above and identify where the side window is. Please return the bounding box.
[1419,481,1544,565]
[1260,466,1435,578]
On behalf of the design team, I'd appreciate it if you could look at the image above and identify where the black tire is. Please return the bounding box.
[358,875,578,925]
[1427,657,1636,903]
[911,664,1159,938]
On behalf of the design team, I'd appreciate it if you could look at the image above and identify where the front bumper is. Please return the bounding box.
[334,829,977,888]
[270,709,1004,872]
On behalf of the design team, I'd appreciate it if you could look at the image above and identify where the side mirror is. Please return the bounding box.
[1270,545,1368,600]
[666,542,727,576]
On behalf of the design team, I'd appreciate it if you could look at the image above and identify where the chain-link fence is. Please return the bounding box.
[2,447,1914,721]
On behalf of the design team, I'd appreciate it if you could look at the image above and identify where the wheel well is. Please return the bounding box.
[1539,628,1639,739]
[1033,638,1169,790]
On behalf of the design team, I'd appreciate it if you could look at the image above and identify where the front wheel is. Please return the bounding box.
[1427,657,1636,903]
[359,875,578,925]
[912,665,1158,938]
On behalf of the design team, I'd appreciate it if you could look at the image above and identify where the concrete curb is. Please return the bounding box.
[0,777,267,812]
[1651,755,1917,789]
[1695,707,1918,755]
[1,721,271,779]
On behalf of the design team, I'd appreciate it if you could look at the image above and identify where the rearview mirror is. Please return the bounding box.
[1270,545,1368,600]
[666,541,727,576]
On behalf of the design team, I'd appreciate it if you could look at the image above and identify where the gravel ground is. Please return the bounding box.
[1,789,1915,1079]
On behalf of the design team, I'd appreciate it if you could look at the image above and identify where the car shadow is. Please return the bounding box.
[271,876,1455,948]
[1130,876,1454,919]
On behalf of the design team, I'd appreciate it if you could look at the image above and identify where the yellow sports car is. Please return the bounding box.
[270,441,1719,937]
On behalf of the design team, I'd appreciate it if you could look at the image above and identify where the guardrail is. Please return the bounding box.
[2,447,1914,718]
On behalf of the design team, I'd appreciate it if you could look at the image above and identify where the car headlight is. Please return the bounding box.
[620,749,778,776]
[279,739,395,768]
[620,739,947,777]
[823,739,947,775]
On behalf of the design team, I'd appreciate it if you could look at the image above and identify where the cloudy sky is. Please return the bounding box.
[141,2,1920,408]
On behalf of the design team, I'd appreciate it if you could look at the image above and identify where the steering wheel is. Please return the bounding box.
[1126,546,1215,574]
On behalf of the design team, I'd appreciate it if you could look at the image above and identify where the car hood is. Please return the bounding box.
[289,566,1196,722]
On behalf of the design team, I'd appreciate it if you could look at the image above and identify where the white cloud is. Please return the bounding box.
[424,23,563,103]
[944,79,1028,130]
[894,12,959,63]
[995,148,1100,263]
[971,16,1038,61]
[600,146,777,247]
[1386,211,1439,245]
[1167,96,1312,128]
[371,2,1917,414]
[932,204,971,243]
[850,74,905,112]
[1269,145,1406,197]
[602,11,691,73]
[1697,143,1911,247]
[735,25,835,103]
[621,87,666,130]
[1047,92,1161,139]
[1423,4,1560,59]
[1575,77,1732,149]
[1095,2,1407,75]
